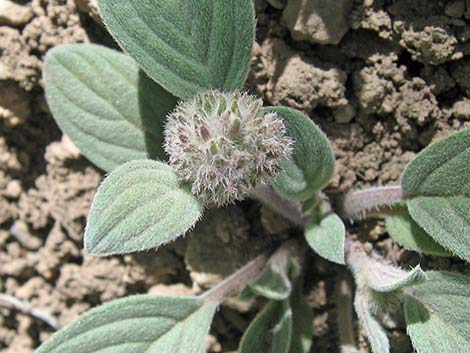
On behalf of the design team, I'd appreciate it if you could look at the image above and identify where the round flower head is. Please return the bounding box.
[164,90,293,206]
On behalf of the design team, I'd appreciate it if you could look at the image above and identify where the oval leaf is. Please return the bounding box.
[99,0,255,99]
[401,129,470,261]
[385,207,451,256]
[36,295,217,353]
[305,213,345,264]
[404,271,470,353]
[44,44,177,172]
[85,160,202,255]
[265,107,335,201]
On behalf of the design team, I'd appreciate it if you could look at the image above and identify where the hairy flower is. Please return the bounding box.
[164,90,293,206]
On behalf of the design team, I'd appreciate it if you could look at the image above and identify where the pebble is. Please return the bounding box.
[282,0,353,45]
[5,180,21,198]
[0,0,33,27]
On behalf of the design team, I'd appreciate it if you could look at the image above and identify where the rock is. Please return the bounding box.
[5,180,22,198]
[452,99,470,119]
[0,81,31,126]
[260,39,348,112]
[0,0,33,27]
[399,26,462,65]
[282,0,353,45]
[445,0,465,18]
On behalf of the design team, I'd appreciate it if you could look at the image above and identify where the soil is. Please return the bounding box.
[0,0,469,352]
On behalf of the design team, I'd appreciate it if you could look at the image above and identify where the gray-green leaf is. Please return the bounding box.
[36,295,217,353]
[401,129,470,261]
[354,289,390,353]
[305,213,345,264]
[44,44,177,173]
[99,0,255,99]
[289,278,313,353]
[367,265,426,293]
[239,300,293,353]
[385,207,451,256]
[85,160,202,255]
[404,271,470,353]
[265,107,335,201]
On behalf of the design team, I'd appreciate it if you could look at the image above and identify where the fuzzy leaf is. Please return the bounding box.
[367,265,427,293]
[404,271,470,353]
[44,44,177,173]
[85,160,202,255]
[36,295,217,353]
[385,207,451,256]
[401,129,470,261]
[239,300,293,353]
[99,0,255,99]
[305,213,345,264]
[265,107,335,201]
[289,278,313,353]
[354,290,390,353]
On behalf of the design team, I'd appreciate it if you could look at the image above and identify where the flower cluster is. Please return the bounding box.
[164,90,293,206]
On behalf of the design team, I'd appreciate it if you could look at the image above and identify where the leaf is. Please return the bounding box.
[385,207,451,256]
[305,213,345,264]
[44,44,177,173]
[401,129,470,261]
[239,300,293,353]
[367,265,427,293]
[99,0,255,99]
[85,160,202,255]
[404,271,470,353]
[36,295,218,353]
[265,107,335,201]
[354,289,390,353]
[289,278,313,353]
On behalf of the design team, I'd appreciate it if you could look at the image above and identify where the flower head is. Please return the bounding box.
[164,90,293,206]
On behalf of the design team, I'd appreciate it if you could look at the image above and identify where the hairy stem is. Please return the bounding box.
[336,271,360,353]
[202,254,269,303]
[252,184,309,226]
[340,185,404,220]
[0,293,60,330]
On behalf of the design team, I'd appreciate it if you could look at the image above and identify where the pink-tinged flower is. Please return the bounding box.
[164,91,293,207]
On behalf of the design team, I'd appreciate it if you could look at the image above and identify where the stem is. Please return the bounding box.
[201,240,303,303]
[340,185,404,220]
[0,293,61,330]
[251,184,309,226]
[201,254,268,303]
[336,271,360,353]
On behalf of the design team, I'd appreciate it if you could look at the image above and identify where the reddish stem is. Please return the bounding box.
[340,185,404,220]
[201,254,268,303]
